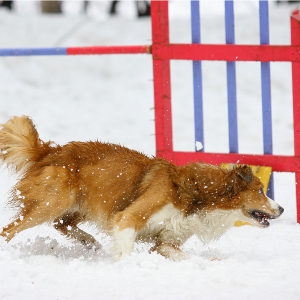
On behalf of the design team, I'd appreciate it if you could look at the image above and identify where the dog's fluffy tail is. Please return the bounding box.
[0,116,51,175]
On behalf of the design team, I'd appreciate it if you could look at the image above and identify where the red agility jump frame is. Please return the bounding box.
[151,2,300,222]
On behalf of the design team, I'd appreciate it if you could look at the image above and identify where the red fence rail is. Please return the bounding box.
[152,44,300,62]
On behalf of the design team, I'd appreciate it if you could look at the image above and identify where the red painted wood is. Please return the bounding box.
[67,45,151,55]
[152,44,300,62]
[159,151,300,172]
[291,12,300,223]
[151,1,169,44]
[296,173,300,223]
[151,1,173,153]
[153,60,173,152]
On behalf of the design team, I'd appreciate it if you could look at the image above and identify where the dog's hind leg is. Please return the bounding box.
[54,212,101,250]
[1,201,72,242]
[0,215,36,242]
[1,166,78,242]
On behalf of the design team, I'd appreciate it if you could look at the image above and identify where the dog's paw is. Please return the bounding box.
[152,243,190,261]
[81,238,102,251]
[167,250,190,261]
[112,227,136,260]
[113,253,122,261]
[112,249,133,261]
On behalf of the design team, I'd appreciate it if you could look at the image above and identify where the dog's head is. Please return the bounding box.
[233,168,284,227]
[174,164,284,227]
[213,165,284,227]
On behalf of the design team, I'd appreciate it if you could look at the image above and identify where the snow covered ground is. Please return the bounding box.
[0,1,300,299]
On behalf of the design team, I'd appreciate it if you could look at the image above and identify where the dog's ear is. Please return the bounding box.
[171,166,190,190]
[234,165,253,184]
[227,165,253,195]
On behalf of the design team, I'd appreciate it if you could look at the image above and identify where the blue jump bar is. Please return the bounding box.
[191,0,204,152]
[259,0,274,199]
[225,1,238,154]
[0,47,67,56]
[259,1,273,155]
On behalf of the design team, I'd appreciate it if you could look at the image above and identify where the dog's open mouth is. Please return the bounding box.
[249,210,276,227]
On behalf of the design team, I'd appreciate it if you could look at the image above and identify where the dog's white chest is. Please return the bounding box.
[137,204,202,243]
[139,204,242,245]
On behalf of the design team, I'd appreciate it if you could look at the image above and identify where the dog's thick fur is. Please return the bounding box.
[0,116,284,260]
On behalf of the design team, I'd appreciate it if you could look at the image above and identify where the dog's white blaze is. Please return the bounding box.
[113,227,136,259]
[268,197,281,212]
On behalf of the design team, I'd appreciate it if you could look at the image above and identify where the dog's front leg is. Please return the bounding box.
[110,183,171,260]
[112,226,137,260]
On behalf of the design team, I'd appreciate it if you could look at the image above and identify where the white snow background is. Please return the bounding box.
[0,1,300,299]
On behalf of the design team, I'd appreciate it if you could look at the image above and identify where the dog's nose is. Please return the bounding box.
[278,206,284,215]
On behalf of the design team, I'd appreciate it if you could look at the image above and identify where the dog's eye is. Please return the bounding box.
[259,187,264,194]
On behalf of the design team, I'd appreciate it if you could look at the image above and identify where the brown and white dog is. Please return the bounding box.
[0,116,284,260]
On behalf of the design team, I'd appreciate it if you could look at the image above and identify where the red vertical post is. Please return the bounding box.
[291,11,300,223]
[151,1,173,156]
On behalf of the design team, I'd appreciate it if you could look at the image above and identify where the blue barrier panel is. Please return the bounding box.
[225,0,238,154]
[191,0,204,152]
[0,48,67,56]
[259,0,274,199]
